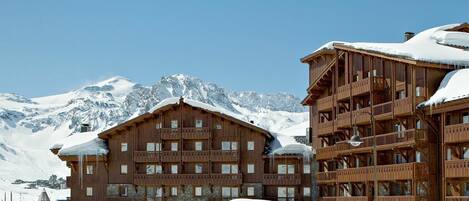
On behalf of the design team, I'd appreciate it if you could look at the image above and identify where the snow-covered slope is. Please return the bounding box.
[0,74,308,198]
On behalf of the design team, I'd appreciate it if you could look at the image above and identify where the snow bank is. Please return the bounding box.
[422,69,469,107]
[312,23,469,66]
[50,131,108,156]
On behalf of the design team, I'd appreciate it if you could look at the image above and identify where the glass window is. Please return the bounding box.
[155,165,162,174]
[231,141,238,150]
[146,165,155,174]
[155,122,162,129]
[416,151,422,163]
[231,187,239,198]
[171,120,178,129]
[287,164,295,174]
[303,164,311,174]
[287,187,295,197]
[447,148,452,160]
[171,187,177,196]
[247,164,255,174]
[155,143,161,151]
[464,113,469,124]
[156,187,163,197]
[416,120,422,129]
[464,147,469,159]
[216,124,222,129]
[247,187,255,196]
[121,164,128,174]
[121,143,128,152]
[222,141,230,150]
[278,187,287,197]
[195,187,202,196]
[231,164,238,174]
[222,187,231,198]
[120,185,128,197]
[195,142,203,151]
[171,142,178,151]
[171,165,178,174]
[195,119,203,128]
[195,164,203,174]
[86,187,93,196]
[247,141,254,151]
[222,164,231,174]
[278,164,287,174]
[86,165,93,175]
[303,187,311,196]
[147,143,155,152]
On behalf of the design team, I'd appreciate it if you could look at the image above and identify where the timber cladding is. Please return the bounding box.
[58,99,313,201]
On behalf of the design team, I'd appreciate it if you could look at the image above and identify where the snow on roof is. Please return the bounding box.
[313,23,469,66]
[269,133,313,156]
[50,131,108,156]
[422,68,469,107]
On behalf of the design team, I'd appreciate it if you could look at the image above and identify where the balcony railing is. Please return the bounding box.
[160,128,180,140]
[210,174,243,185]
[377,196,416,201]
[373,102,392,119]
[133,151,180,162]
[319,197,340,201]
[352,107,371,125]
[317,171,336,183]
[394,97,413,116]
[336,197,368,201]
[337,163,425,182]
[337,112,351,128]
[210,150,239,162]
[181,151,209,162]
[316,146,337,161]
[263,174,301,185]
[319,120,334,136]
[134,173,242,186]
[181,127,210,139]
[318,96,334,111]
[337,85,350,100]
[445,160,469,178]
[351,78,371,96]
[135,150,238,162]
[444,123,469,143]
[446,196,469,201]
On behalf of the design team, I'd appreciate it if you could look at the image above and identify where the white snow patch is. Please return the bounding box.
[50,131,108,156]
[423,68,469,107]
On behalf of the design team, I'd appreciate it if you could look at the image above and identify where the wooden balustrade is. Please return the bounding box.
[316,146,337,160]
[134,151,160,162]
[160,128,180,140]
[444,123,469,143]
[337,112,351,128]
[319,120,334,136]
[210,174,243,185]
[352,107,371,125]
[134,174,211,185]
[372,77,386,91]
[181,127,210,139]
[446,196,469,201]
[318,96,334,111]
[210,150,239,162]
[317,171,337,183]
[394,97,413,116]
[336,196,368,201]
[445,160,469,178]
[352,78,370,96]
[337,163,421,182]
[263,174,301,185]
[377,196,416,201]
[135,150,238,162]
[319,197,339,201]
[337,85,350,100]
[181,151,209,162]
[373,102,392,120]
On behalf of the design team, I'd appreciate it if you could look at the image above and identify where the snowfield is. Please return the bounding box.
[0,74,308,199]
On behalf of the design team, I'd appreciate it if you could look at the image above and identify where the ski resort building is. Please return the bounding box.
[51,97,313,201]
[301,23,469,201]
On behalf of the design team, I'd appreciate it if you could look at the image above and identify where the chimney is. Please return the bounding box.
[404,32,415,41]
[249,120,254,124]
[80,124,91,133]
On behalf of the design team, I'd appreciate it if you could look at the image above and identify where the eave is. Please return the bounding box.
[422,98,469,115]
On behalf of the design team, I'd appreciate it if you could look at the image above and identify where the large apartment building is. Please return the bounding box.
[51,97,313,201]
[301,23,469,201]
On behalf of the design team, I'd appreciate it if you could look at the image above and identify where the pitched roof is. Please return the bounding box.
[421,68,469,107]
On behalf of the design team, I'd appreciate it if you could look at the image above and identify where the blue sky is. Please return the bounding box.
[0,1,467,98]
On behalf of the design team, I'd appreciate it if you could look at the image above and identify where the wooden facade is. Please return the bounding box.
[54,98,313,201]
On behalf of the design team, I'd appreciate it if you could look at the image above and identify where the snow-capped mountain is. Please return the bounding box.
[0,74,308,199]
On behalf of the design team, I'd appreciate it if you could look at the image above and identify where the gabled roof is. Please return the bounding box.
[99,97,273,139]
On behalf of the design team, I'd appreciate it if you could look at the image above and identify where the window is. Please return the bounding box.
[247,164,255,174]
[120,185,128,197]
[155,122,162,129]
[155,143,161,151]
[447,148,452,160]
[171,165,178,174]
[146,165,155,174]
[195,164,203,174]
[86,165,93,175]
[416,120,422,129]
[195,119,203,128]
[171,187,177,196]
[171,120,178,129]
[147,143,155,152]
[195,141,203,151]
[156,187,163,197]
[464,112,469,124]
[278,164,295,174]
[86,187,93,197]
[247,141,254,151]
[216,124,222,129]
[303,164,311,174]
[416,151,422,162]
[303,187,311,197]
[121,143,128,152]
[221,164,237,174]
[247,187,255,196]
[194,187,202,196]
[155,165,162,174]
[231,142,238,150]
[121,165,128,174]
[222,187,239,198]
[278,187,286,198]
[288,164,295,174]
[416,87,423,97]
[464,147,469,159]
[171,142,178,151]
[231,164,238,174]
[222,141,231,150]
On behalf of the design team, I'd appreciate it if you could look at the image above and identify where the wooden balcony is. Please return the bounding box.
[394,97,413,116]
[377,196,416,201]
[133,151,180,162]
[319,197,339,201]
[335,129,427,154]
[160,128,180,140]
[317,171,336,184]
[319,120,334,136]
[134,173,242,186]
[336,197,368,201]
[337,85,350,100]
[316,146,337,160]
[446,196,469,201]
[181,151,209,162]
[263,174,301,185]
[444,123,469,143]
[373,102,393,120]
[351,78,371,96]
[210,174,243,185]
[337,163,424,182]
[181,127,210,139]
[352,107,371,125]
[445,160,469,178]
[210,150,239,162]
[337,112,351,128]
[318,96,334,111]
